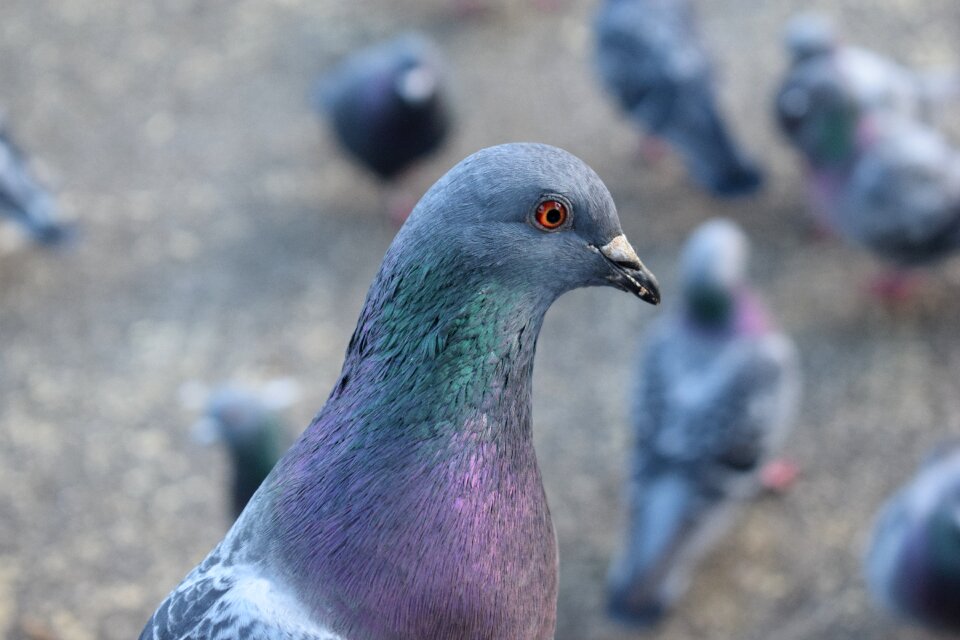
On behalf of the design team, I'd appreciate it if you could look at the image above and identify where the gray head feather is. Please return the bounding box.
[680,218,749,295]
[784,13,838,63]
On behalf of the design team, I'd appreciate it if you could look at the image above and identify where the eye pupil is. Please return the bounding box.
[535,200,568,230]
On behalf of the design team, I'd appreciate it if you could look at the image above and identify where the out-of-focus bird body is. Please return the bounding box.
[0,123,69,245]
[317,35,450,181]
[594,0,763,196]
[608,220,798,626]
[866,444,960,632]
[780,14,960,129]
[776,22,960,271]
[837,115,960,267]
[140,143,661,640]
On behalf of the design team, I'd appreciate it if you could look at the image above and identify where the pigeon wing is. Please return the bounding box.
[140,548,343,640]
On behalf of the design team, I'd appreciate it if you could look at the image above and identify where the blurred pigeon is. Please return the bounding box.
[139,143,660,640]
[866,443,960,633]
[594,0,763,196]
[189,381,299,519]
[777,53,960,289]
[836,115,960,270]
[817,125,959,285]
[315,34,451,223]
[607,219,799,626]
[0,119,71,245]
[779,13,960,131]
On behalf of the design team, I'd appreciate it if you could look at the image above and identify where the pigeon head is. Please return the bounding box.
[679,218,748,327]
[776,62,860,167]
[398,143,660,305]
[386,36,443,108]
[193,387,277,452]
[192,386,286,517]
[394,62,439,106]
[784,13,838,64]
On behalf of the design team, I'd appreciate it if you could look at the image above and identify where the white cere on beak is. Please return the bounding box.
[599,234,643,269]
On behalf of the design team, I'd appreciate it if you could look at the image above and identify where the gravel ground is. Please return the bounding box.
[2,1,960,639]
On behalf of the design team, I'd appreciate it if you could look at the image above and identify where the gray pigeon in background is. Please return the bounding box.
[594,0,763,197]
[315,34,451,222]
[188,381,299,519]
[865,443,960,633]
[776,29,960,294]
[777,72,960,288]
[607,219,799,626]
[778,13,960,131]
[0,118,71,245]
[834,114,960,270]
[139,143,660,640]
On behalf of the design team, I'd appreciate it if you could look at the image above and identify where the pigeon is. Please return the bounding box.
[606,219,799,626]
[190,382,299,519]
[777,47,960,287]
[788,96,960,277]
[0,118,70,245]
[594,0,763,197]
[139,143,661,640]
[865,442,960,633]
[778,13,960,130]
[315,34,451,223]
[833,114,960,270]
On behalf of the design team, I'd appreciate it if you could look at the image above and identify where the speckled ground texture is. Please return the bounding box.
[3,0,960,638]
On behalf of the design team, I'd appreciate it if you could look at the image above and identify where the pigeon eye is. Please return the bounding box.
[533,200,569,231]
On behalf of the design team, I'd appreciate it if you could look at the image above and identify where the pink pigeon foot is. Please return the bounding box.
[386,192,419,228]
[806,218,834,241]
[635,136,669,165]
[450,0,493,17]
[866,271,923,303]
[760,458,800,493]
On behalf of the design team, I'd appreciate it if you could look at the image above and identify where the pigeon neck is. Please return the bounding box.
[257,251,558,639]
[684,286,768,336]
[894,515,960,627]
[337,250,549,426]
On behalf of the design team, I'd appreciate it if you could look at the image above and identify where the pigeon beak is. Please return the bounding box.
[594,235,661,305]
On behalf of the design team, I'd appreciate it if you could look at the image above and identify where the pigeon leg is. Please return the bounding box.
[384,183,419,228]
[635,135,670,166]
[866,270,923,303]
[796,213,834,242]
[760,457,800,493]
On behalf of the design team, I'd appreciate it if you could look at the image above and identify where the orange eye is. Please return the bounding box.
[534,200,568,230]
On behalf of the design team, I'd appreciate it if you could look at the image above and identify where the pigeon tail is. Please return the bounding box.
[660,88,764,197]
